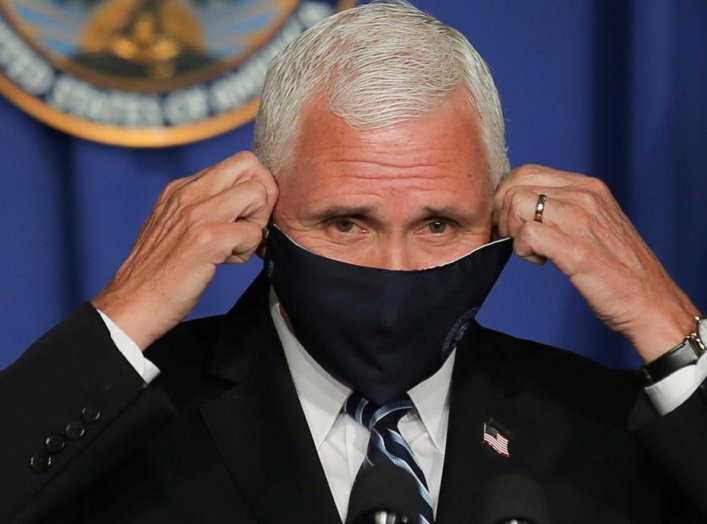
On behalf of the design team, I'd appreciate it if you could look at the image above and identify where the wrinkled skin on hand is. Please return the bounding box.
[93,152,278,350]
[493,164,700,362]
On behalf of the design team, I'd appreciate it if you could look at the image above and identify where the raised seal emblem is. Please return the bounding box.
[0,0,356,146]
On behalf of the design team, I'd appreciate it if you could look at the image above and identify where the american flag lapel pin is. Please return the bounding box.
[482,420,511,458]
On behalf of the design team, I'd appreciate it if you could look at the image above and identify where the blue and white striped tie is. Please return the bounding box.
[344,392,435,524]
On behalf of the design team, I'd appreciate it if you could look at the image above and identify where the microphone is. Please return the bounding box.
[345,464,422,524]
[478,473,551,524]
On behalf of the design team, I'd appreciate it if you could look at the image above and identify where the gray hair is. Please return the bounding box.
[253,1,509,187]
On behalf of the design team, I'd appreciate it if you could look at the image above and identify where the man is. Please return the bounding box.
[1,2,705,523]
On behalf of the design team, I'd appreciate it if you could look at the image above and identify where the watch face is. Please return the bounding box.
[698,317,707,351]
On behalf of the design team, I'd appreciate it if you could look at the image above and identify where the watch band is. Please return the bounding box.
[642,316,706,385]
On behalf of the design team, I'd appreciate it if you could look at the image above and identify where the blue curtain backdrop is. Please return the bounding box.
[1,0,705,370]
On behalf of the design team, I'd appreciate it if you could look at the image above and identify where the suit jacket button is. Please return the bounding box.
[30,452,52,473]
[80,404,101,425]
[65,421,86,441]
[44,434,66,454]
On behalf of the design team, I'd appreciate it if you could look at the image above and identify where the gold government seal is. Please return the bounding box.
[0,0,356,147]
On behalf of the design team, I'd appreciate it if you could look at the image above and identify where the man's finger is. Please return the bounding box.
[497,186,557,238]
[495,164,578,208]
[514,220,586,277]
[180,178,276,229]
[176,220,264,265]
[224,221,266,264]
[510,218,553,265]
[498,185,608,241]
[167,151,277,209]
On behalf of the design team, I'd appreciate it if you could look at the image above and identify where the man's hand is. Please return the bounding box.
[494,164,700,363]
[93,152,278,350]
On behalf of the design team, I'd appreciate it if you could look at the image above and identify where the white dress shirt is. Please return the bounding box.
[98,310,160,382]
[645,352,707,415]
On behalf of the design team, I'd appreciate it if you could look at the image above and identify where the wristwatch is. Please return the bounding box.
[642,316,707,385]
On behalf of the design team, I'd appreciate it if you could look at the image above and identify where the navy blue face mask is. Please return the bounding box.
[266,226,512,405]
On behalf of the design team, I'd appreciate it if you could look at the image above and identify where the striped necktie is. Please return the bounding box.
[344,392,435,524]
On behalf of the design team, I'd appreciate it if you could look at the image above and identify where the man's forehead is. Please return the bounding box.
[291,94,486,171]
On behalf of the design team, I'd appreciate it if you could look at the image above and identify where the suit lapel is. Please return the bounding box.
[436,323,511,523]
[200,272,340,523]
[436,323,570,523]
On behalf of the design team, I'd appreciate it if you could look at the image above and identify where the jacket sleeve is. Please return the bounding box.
[0,304,175,523]
[630,383,707,520]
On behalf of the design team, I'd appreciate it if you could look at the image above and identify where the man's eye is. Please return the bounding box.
[333,220,355,233]
[427,220,448,234]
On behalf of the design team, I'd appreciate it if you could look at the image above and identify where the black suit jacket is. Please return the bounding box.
[1,271,706,523]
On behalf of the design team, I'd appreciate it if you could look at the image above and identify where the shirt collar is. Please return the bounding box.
[408,346,455,451]
[270,289,455,451]
[271,290,351,449]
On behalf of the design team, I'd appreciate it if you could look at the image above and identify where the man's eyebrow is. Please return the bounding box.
[421,205,477,222]
[310,205,376,219]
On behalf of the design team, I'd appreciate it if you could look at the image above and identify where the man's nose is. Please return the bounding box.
[376,236,415,271]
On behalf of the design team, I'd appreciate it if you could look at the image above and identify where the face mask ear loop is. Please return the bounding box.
[255,227,271,260]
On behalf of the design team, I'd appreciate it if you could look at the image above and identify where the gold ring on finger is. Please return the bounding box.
[534,194,547,223]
